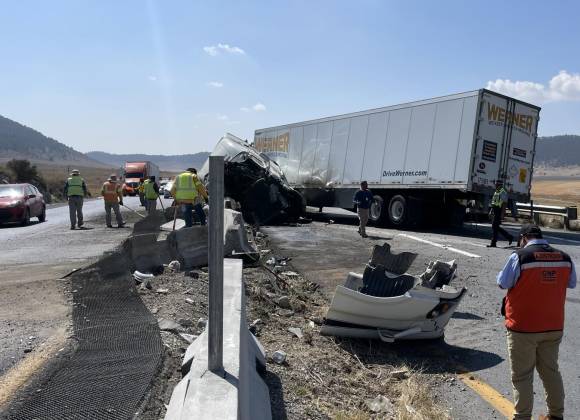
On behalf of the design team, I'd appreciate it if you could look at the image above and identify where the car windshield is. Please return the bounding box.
[0,186,23,198]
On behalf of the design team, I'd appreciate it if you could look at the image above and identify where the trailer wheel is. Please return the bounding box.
[388,195,407,226]
[369,196,385,224]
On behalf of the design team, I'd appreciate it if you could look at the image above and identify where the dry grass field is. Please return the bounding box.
[531,178,580,206]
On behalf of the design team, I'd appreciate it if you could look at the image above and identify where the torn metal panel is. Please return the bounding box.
[322,245,466,342]
[200,134,305,225]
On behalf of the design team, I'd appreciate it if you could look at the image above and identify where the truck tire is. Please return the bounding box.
[388,195,407,227]
[369,196,385,224]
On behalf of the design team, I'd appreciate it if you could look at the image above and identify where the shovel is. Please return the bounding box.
[121,203,146,218]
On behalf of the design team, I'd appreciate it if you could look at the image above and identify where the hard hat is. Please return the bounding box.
[110,174,117,181]
[71,169,80,175]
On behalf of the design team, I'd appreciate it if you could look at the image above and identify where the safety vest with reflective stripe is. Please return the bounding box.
[491,187,507,207]
[174,172,197,202]
[102,181,120,203]
[67,176,84,196]
[505,244,571,332]
[143,179,158,200]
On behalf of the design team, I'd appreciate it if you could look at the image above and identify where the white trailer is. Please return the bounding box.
[254,89,540,226]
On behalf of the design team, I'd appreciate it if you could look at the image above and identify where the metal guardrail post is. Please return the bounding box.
[208,156,224,372]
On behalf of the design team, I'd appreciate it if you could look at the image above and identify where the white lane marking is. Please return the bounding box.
[398,233,481,258]
[543,234,580,245]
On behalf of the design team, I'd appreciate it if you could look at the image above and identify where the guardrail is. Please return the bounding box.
[516,201,578,229]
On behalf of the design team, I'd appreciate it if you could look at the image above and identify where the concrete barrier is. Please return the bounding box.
[166,209,258,269]
[164,259,271,420]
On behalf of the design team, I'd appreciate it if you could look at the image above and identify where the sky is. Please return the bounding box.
[1,0,579,155]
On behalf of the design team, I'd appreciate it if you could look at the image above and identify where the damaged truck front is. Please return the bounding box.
[199,133,305,225]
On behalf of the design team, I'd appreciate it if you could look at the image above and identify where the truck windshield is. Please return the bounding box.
[125,172,144,179]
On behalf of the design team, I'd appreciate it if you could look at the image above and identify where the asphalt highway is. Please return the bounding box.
[264,208,580,419]
[0,196,171,407]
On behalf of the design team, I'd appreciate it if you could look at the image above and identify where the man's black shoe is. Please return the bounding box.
[487,243,497,248]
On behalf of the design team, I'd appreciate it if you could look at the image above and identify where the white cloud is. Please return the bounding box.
[203,46,218,56]
[252,102,266,112]
[240,107,250,112]
[148,75,158,81]
[217,114,229,121]
[203,43,246,56]
[486,70,580,103]
[207,81,224,88]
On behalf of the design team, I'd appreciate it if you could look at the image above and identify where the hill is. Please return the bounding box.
[535,135,580,167]
[86,151,210,172]
[0,114,107,167]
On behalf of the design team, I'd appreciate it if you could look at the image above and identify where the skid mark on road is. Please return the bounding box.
[398,233,481,258]
[457,369,514,419]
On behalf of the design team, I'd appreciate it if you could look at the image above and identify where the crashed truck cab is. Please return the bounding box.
[321,244,466,342]
[199,133,305,225]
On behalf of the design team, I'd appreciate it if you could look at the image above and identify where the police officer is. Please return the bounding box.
[64,169,88,230]
[497,224,576,420]
[143,175,160,213]
[101,174,125,227]
[170,168,198,227]
[488,180,513,247]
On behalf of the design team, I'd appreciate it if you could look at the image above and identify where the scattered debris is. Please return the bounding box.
[167,260,181,272]
[178,333,197,344]
[158,318,181,332]
[266,257,276,266]
[287,327,303,339]
[366,395,394,414]
[280,271,299,278]
[156,288,169,294]
[185,271,200,279]
[390,369,410,380]
[178,319,194,328]
[196,317,207,330]
[272,350,287,365]
[184,298,195,305]
[277,309,294,317]
[275,295,291,309]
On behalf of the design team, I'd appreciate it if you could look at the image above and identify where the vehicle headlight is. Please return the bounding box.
[6,200,23,208]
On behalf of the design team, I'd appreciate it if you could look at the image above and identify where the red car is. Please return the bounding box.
[0,183,46,225]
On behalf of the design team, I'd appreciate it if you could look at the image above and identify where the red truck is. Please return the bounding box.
[122,161,160,197]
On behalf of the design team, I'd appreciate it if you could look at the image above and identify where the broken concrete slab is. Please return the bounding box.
[158,318,181,332]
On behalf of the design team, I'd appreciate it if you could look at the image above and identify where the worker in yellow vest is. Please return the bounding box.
[488,180,514,248]
[190,168,208,225]
[101,174,125,228]
[64,169,88,230]
[170,168,198,227]
[143,176,160,213]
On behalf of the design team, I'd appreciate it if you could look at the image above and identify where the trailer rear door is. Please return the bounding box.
[472,90,540,198]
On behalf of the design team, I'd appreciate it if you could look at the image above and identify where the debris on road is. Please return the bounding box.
[321,243,466,341]
[157,318,181,332]
[272,350,287,365]
[167,260,181,272]
[287,327,303,339]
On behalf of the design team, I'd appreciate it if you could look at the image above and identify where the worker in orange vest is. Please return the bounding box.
[497,224,576,420]
[101,174,126,228]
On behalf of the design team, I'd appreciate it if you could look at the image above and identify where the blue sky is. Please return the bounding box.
[1,0,579,155]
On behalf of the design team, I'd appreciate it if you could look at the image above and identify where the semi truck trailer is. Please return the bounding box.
[254,89,540,226]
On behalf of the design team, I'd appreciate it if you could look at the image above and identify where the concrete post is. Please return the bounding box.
[208,156,224,372]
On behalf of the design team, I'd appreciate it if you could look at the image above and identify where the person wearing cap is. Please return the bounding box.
[143,175,160,214]
[353,181,373,238]
[488,180,513,247]
[170,168,199,227]
[64,169,88,230]
[190,168,208,225]
[497,224,576,420]
[101,174,125,228]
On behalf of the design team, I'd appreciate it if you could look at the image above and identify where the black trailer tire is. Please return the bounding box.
[369,196,385,224]
[388,195,408,227]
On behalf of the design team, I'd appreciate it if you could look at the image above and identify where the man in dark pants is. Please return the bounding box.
[488,180,513,248]
[353,181,373,238]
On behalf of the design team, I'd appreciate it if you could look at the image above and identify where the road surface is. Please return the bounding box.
[0,196,169,407]
[264,208,580,419]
